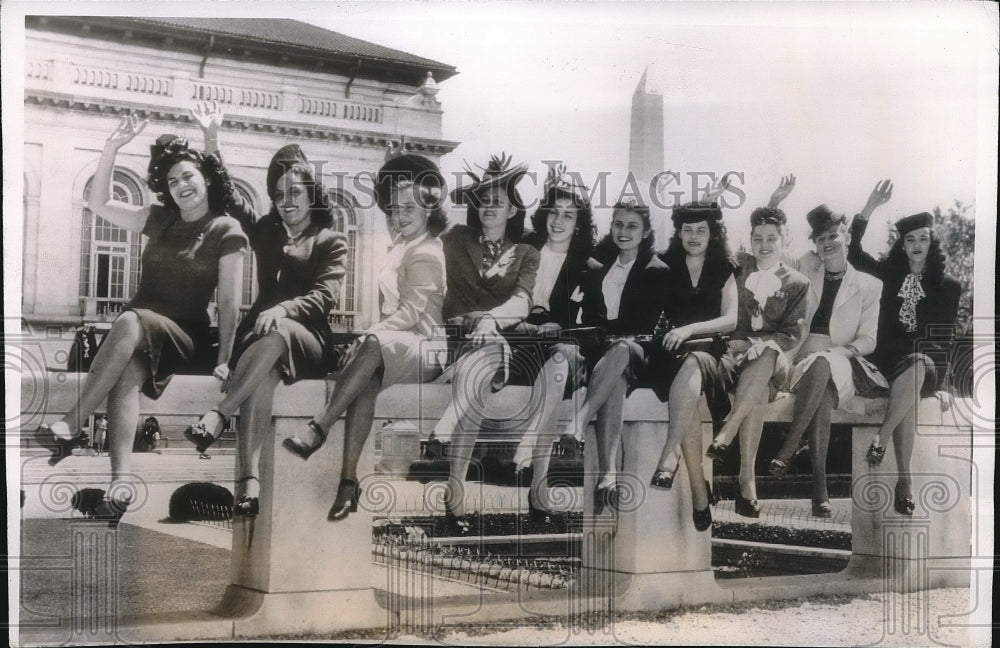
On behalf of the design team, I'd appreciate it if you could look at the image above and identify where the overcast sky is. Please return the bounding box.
[301,1,994,255]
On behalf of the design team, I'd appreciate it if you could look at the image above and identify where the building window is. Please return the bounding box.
[79,171,144,318]
[327,189,359,330]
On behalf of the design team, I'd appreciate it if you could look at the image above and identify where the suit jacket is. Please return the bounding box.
[442,224,540,324]
[793,250,882,358]
[731,252,810,352]
[582,249,670,336]
[848,218,962,389]
[226,192,348,344]
[369,235,446,339]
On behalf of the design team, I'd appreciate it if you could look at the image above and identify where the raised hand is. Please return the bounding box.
[385,135,408,162]
[860,179,893,219]
[705,172,735,203]
[191,100,224,135]
[106,114,148,149]
[767,174,796,208]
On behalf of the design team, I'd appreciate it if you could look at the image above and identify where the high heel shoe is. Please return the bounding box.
[35,423,81,466]
[893,485,915,516]
[557,434,583,459]
[184,409,229,454]
[768,458,790,479]
[692,505,713,532]
[866,441,886,465]
[328,479,360,521]
[811,500,833,518]
[282,421,327,460]
[526,490,549,525]
[705,440,729,463]
[444,509,472,536]
[650,469,675,490]
[92,494,131,526]
[734,492,761,518]
[233,476,260,519]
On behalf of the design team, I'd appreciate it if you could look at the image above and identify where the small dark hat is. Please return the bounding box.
[375,153,446,214]
[266,144,311,200]
[806,204,847,240]
[750,206,787,228]
[450,153,528,207]
[671,201,723,226]
[895,212,934,237]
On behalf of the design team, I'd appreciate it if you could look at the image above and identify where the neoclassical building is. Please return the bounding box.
[22,16,458,330]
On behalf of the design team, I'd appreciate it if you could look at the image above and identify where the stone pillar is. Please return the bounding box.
[217,380,389,636]
[578,412,726,611]
[846,397,973,591]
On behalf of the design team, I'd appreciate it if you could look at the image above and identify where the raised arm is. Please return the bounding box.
[88,114,151,233]
[847,179,893,277]
[192,101,257,231]
[767,174,796,209]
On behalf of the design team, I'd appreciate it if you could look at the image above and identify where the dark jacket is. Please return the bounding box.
[226,192,348,366]
[848,218,962,389]
[521,231,601,329]
[582,249,671,336]
[441,224,540,323]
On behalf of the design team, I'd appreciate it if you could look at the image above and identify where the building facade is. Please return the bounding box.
[22,16,459,330]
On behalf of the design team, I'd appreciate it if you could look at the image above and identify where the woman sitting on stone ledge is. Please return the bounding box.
[184,103,348,519]
[282,149,449,523]
[35,114,248,523]
[847,180,962,516]
[768,204,883,518]
[704,176,809,519]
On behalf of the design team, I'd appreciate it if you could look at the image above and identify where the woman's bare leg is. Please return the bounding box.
[106,352,149,495]
[571,341,631,441]
[656,355,702,470]
[876,361,925,444]
[234,366,283,501]
[594,376,627,490]
[774,358,832,463]
[714,349,778,447]
[340,375,382,483]
[736,404,767,500]
[308,336,385,439]
[61,311,146,437]
[805,382,837,503]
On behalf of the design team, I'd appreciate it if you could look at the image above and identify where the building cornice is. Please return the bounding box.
[25,89,460,156]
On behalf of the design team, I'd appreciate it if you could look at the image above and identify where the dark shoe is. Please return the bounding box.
[593,485,619,516]
[705,440,729,463]
[527,490,548,525]
[811,500,833,518]
[734,492,761,518]
[768,458,790,479]
[233,476,260,519]
[328,479,360,521]
[36,423,81,467]
[793,439,810,460]
[184,409,229,454]
[282,421,327,460]
[692,505,713,532]
[650,470,675,490]
[92,494,131,526]
[893,486,915,516]
[444,509,472,536]
[866,441,887,465]
[557,434,583,459]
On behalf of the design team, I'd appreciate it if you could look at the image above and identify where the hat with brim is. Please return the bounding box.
[671,201,723,226]
[450,153,528,207]
[375,153,446,214]
[267,144,312,200]
[806,204,847,240]
[895,212,934,238]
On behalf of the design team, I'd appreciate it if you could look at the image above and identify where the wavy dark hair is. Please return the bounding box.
[885,229,948,285]
[465,185,527,242]
[266,164,335,229]
[662,216,733,269]
[146,140,235,215]
[596,201,656,259]
[525,187,595,268]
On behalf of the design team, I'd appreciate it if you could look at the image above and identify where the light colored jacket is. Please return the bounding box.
[368,236,446,339]
[791,251,882,357]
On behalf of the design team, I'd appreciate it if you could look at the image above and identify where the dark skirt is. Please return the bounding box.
[505,337,587,398]
[882,352,938,398]
[129,308,211,399]
[229,317,332,385]
[645,343,735,429]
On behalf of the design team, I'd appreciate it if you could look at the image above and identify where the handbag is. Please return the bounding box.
[850,355,890,398]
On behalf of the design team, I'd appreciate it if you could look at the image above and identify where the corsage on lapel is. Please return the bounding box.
[484,246,517,279]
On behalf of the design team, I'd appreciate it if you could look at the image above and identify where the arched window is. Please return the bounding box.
[327,189,360,330]
[79,171,144,317]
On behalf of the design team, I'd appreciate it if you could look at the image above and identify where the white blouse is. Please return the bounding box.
[531,246,568,311]
[601,256,636,321]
